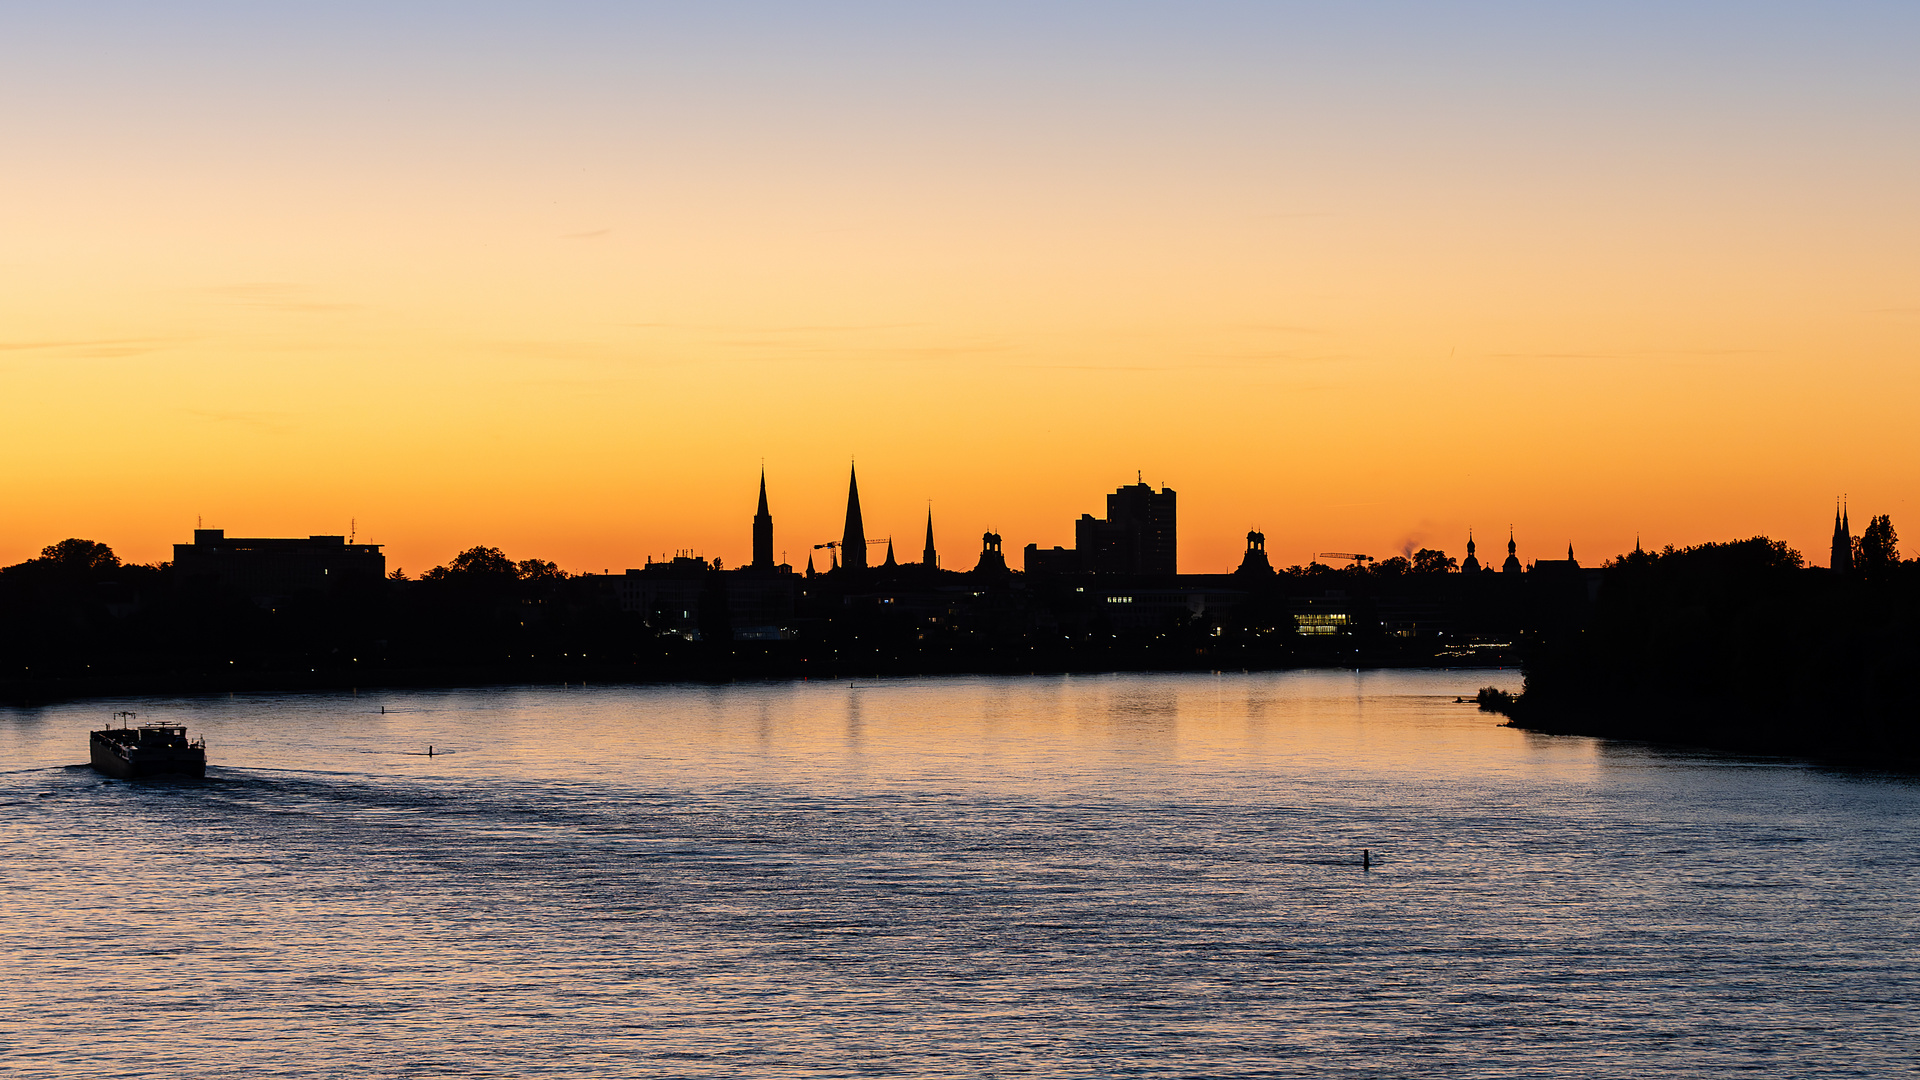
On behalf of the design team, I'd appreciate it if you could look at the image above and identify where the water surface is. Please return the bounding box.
[2,670,1913,1077]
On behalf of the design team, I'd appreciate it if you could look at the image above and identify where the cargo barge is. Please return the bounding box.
[90,712,206,779]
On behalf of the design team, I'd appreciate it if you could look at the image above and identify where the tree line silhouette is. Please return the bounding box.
[6,524,1915,765]
[1493,518,1918,760]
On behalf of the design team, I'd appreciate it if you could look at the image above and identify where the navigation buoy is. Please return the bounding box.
[428,745,434,757]
[1362,849,1372,871]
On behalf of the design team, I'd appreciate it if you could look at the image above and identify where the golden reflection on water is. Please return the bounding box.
[6,670,1909,1079]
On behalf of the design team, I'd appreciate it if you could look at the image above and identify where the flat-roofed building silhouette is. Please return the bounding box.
[173,529,385,602]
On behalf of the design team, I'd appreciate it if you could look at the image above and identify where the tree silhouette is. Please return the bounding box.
[425,546,517,581]
[1412,548,1457,574]
[1855,514,1899,582]
[37,538,120,573]
[516,558,565,582]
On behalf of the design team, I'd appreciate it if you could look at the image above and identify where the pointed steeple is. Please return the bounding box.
[806,551,816,577]
[1461,528,1481,574]
[1502,526,1523,574]
[751,468,774,569]
[841,462,867,570]
[922,507,938,569]
[882,538,897,568]
[1831,495,1854,574]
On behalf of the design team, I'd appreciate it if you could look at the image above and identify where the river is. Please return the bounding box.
[2,670,1913,1077]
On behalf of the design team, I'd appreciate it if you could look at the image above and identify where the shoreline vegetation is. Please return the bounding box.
[1480,530,1919,764]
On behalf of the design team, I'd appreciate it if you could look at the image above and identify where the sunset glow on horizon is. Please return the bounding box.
[4,3,1916,574]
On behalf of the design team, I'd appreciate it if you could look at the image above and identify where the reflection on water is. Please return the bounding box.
[2,670,1914,1078]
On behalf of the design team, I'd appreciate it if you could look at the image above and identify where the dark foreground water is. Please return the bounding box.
[2,670,1914,1077]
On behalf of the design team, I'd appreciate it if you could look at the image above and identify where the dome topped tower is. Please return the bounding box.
[1235,530,1275,575]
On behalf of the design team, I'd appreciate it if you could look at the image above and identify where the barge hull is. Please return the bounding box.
[89,737,206,779]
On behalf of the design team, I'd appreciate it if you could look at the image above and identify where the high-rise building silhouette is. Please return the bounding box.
[842,463,867,571]
[1075,481,1176,575]
[751,469,775,570]
[1831,498,1853,574]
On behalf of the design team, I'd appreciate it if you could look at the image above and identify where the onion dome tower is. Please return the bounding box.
[973,531,1008,574]
[1460,530,1481,574]
[1235,530,1275,575]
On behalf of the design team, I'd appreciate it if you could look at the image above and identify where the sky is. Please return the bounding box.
[2,2,1916,574]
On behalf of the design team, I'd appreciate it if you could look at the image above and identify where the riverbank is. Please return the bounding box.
[1478,687,1920,765]
[1,651,1521,708]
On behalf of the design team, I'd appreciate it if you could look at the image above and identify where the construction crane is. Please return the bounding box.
[1317,552,1374,564]
[812,538,890,552]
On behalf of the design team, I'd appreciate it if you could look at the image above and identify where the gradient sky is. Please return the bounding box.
[3,2,1916,574]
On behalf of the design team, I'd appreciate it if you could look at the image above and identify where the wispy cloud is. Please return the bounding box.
[620,322,925,335]
[1230,322,1324,335]
[1486,352,1618,360]
[562,228,612,240]
[178,407,291,432]
[0,338,178,358]
[202,283,361,313]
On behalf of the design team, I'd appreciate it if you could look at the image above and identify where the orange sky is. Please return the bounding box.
[2,6,1915,573]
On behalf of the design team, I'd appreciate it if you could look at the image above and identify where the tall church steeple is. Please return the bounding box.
[1502,527,1523,574]
[922,507,938,569]
[1831,497,1854,575]
[1461,529,1481,574]
[841,463,867,570]
[751,469,774,569]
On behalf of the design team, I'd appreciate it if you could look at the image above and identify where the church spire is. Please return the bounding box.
[1831,495,1854,574]
[922,506,938,569]
[751,468,774,569]
[883,537,897,568]
[841,462,867,570]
